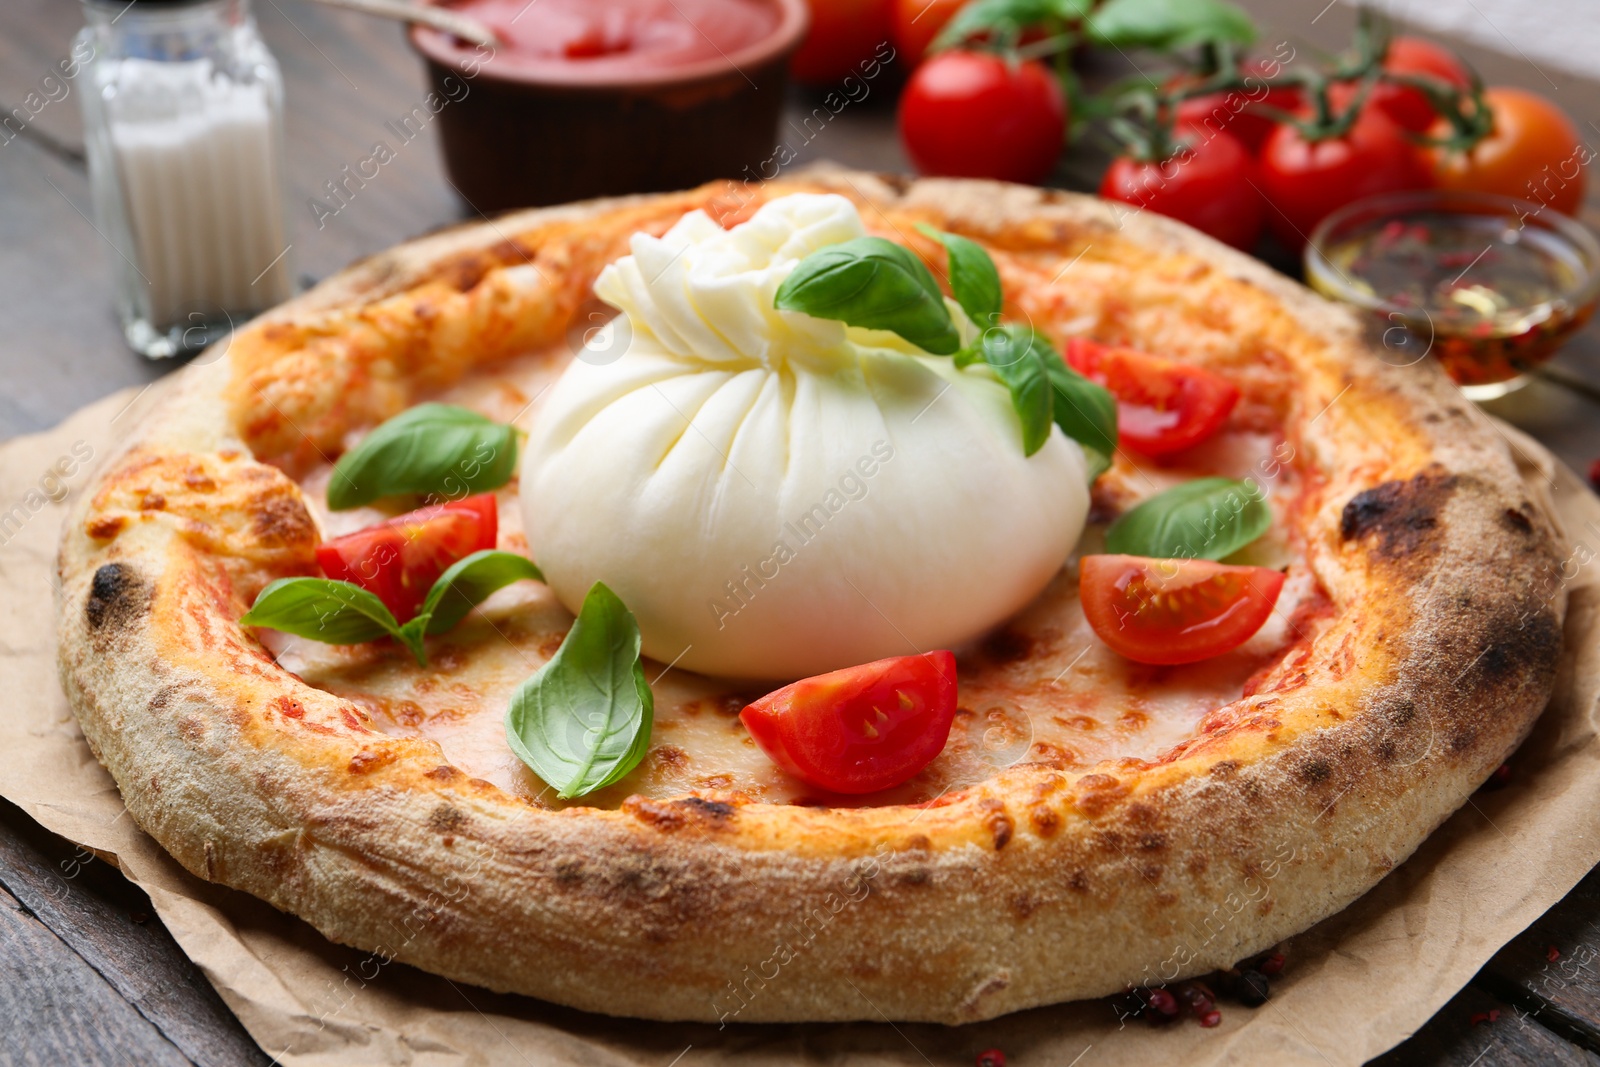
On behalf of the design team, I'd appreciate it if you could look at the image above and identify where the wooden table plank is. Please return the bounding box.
[0,799,270,1067]
[1372,983,1600,1066]
[0,877,195,1067]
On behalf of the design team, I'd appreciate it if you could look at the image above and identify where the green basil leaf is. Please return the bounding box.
[328,403,519,511]
[504,582,653,800]
[1086,0,1256,50]
[240,577,427,664]
[915,223,1002,326]
[774,236,959,356]
[418,550,544,636]
[933,0,1092,50]
[1105,477,1271,561]
[1041,351,1117,481]
[977,326,1054,457]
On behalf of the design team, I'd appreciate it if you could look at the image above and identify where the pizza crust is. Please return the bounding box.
[55,173,1565,1023]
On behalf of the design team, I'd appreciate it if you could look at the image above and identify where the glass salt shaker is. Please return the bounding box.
[76,0,292,359]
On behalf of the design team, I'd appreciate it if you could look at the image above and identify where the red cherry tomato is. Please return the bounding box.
[315,494,499,622]
[1173,58,1303,154]
[899,51,1066,184]
[1065,338,1240,455]
[1430,87,1587,216]
[1258,105,1432,249]
[1079,555,1285,665]
[891,0,966,63]
[1099,127,1264,250]
[1335,36,1472,133]
[790,0,895,84]
[739,651,959,794]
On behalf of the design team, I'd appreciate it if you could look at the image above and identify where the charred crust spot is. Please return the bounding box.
[1340,468,1456,558]
[203,841,218,881]
[87,515,127,540]
[982,628,1034,664]
[428,804,467,834]
[622,795,735,832]
[1475,607,1562,688]
[348,748,395,774]
[1209,760,1240,779]
[139,492,166,511]
[1138,832,1168,852]
[1066,870,1089,893]
[424,765,462,781]
[1030,806,1061,837]
[251,497,316,548]
[176,716,205,743]
[1297,757,1332,784]
[1503,507,1534,534]
[875,172,913,195]
[1073,773,1129,817]
[1008,893,1041,920]
[86,563,148,634]
[989,810,1014,850]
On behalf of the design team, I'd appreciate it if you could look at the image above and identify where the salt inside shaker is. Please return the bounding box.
[77,0,292,358]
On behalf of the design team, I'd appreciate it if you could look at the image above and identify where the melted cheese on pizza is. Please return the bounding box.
[270,346,1326,810]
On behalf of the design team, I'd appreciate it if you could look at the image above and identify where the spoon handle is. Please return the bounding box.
[308,0,500,48]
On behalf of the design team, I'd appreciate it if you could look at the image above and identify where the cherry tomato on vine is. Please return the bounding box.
[1099,126,1264,250]
[1332,36,1472,133]
[1065,338,1240,455]
[1258,106,1432,249]
[1079,555,1285,665]
[316,494,499,623]
[739,650,959,794]
[790,0,895,84]
[891,0,966,63]
[1429,87,1587,215]
[899,51,1066,184]
[1172,58,1303,154]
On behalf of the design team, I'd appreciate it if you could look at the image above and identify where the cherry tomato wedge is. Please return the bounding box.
[315,493,498,623]
[1079,555,1285,666]
[739,650,958,794]
[1065,338,1240,455]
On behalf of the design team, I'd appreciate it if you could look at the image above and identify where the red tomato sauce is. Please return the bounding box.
[449,0,780,75]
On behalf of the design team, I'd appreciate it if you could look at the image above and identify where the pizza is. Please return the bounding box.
[54,171,1565,1025]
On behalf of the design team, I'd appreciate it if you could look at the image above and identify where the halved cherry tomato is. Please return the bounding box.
[1079,555,1285,666]
[1429,87,1587,216]
[1099,126,1264,250]
[739,650,958,794]
[1065,338,1240,455]
[316,493,499,622]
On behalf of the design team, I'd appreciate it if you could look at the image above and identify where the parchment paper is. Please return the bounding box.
[5,377,1600,1067]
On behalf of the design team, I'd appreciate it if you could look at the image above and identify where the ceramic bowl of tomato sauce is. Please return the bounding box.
[409,0,808,211]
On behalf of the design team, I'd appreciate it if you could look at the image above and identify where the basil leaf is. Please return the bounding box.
[933,0,1092,50]
[916,223,1002,326]
[1086,0,1256,50]
[1041,352,1117,481]
[1105,477,1271,561]
[504,582,653,800]
[328,403,518,511]
[240,577,427,664]
[418,550,544,636]
[977,326,1054,457]
[774,237,959,356]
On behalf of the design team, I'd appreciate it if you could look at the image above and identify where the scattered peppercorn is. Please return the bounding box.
[1549,946,1562,963]
[1146,987,1179,1019]
[1589,458,1600,493]
[1258,951,1287,976]
[1199,1009,1222,1028]
[1470,1009,1501,1026]
[1480,763,1513,791]
[1219,968,1272,1006]
[129,912,148,924]
[976,1050,1006,1067]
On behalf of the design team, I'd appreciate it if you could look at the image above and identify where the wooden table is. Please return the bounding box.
[5,1,1600,1062]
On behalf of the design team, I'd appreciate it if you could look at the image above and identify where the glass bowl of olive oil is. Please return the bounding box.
[1305,189,1600,400]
